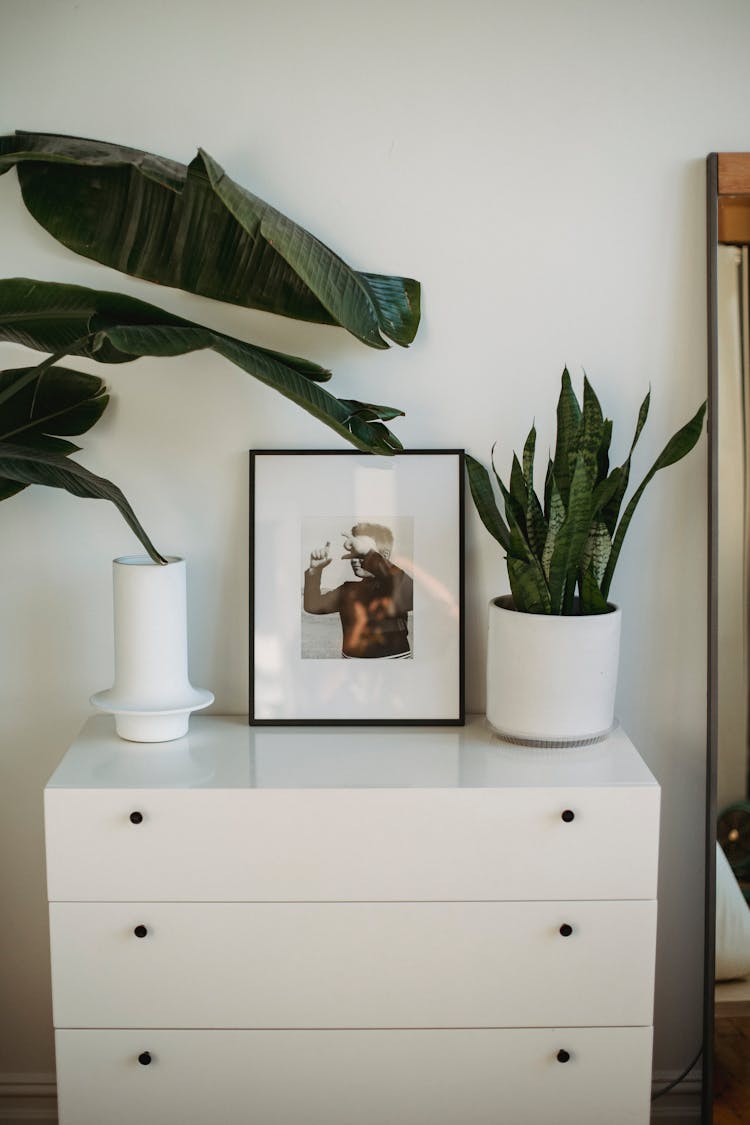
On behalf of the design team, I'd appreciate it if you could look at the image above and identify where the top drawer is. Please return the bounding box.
[45,784,659,901]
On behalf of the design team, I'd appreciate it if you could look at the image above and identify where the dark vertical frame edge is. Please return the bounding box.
[703,151,718,1123]
[248,452,257,726]
[248,449,466,727]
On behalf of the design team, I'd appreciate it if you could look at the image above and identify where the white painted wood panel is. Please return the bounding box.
[45,784,659,902]
[55,1027,654,1125]
[50,899,656,1029]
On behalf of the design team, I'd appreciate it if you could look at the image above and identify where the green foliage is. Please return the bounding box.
[0,354,164,562]
[0,130,423,559]
[0,131,420,350]
[467,369,706,615]
[0,279,404,456]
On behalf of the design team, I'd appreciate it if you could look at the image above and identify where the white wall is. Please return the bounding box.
[1,0,748,1082]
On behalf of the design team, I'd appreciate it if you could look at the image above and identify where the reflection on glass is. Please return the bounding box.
[714,243,750,1117]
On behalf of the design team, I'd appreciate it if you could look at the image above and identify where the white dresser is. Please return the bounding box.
[44,715,660,1124]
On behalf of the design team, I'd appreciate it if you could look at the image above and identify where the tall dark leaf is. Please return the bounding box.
[552,367,581,508]
[0,360,108,499]
[465,454,511,552]
[0,442,165,564]
[579,564,609,615]
[600,389,650,534]
[601,401,707,598]
[0,279,404,455]
[506,524,552,614]
[547,378,604,613]
[0,131,420,350]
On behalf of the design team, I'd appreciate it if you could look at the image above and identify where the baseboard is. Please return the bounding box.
[0,1066,702,1124]
[651,1067,702,1121]
[0,1074,57,1124]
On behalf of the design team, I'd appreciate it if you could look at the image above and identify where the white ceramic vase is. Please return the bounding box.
[91,555,213,743]
[486,595,622,747]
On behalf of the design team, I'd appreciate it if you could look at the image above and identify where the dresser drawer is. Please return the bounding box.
[55,1026,653,1125]
[50,899,656,1029]
[45,785,659,901]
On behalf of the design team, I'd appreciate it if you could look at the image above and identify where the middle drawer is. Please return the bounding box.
[50,900,656,1029]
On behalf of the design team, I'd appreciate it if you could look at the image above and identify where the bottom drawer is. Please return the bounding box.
[56,1026,654,1125]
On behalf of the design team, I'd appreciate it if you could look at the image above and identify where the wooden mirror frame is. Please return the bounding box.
[705,151,750,1121]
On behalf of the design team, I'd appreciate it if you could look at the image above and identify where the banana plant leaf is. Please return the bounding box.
[0,131,421,350]
[0,279,404,455]
[0,441,165,563]
[0,357,109,500]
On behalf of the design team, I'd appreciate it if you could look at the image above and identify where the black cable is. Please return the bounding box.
[651,1046,703,1101]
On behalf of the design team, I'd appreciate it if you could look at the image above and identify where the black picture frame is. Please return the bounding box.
[249,449,465,726]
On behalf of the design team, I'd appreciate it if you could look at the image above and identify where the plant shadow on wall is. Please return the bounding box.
[0,131,421,560]
[467,369,706,745]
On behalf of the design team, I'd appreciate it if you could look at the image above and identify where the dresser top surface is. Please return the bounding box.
[45,715,659,791]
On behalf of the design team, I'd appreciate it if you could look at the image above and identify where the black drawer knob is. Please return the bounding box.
[138,1052,152,1066]
[561,809,575,823]
[559,923,573,937]
[129,811,143,825]
[557,1049,571,1063]
[134,925,148,939]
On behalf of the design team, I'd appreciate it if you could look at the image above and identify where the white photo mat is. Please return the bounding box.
[250,451,464,724]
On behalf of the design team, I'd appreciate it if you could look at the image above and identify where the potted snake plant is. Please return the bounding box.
[466,368,706,746]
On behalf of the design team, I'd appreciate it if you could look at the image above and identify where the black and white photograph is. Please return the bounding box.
[301,517,414,661]
[250,451,464,724]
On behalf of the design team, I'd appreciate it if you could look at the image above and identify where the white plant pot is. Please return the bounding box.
[91,556,214,743]
[486,595,621,747]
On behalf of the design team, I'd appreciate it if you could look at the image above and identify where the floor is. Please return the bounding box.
[714,1016,750,1123]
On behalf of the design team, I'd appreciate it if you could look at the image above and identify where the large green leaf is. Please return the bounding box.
[0,358,109,500]
[0,279,404,454]
[547,378,604,613]
[601,401,707,598]
[0,131,421,350]
[580,520,612,588]
[579,564,609,615]
[552,367,582,508]
[600,388,650,534]
[541,477,565,581]
[506,527,552,614]
[518,427,546,561]
[465,454,511,552]
[0,441,165,563]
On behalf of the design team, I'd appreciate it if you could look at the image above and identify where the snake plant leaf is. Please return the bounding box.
[580,520,612,588]
[591,468,624,520]
[496,473,529,555]
[0,279,404,455]
[600,389,650,535]
[547,455,590,613]
[579,564,610,615]
[547,380,604,613]
[601,400,707,598]
[543,457,554,522]
[465,454,511,552]
[597,417,612,483]
[469,369,705,616]
[541,478,565,582]
[509,454,528,531]
[507,524,552,614]
[517,426,548,559]
[0,441,165,563]
[525,490,547,562]
[0,361,109,499]
[522,425,536,489]
[0,132,421,350]
[553,367,582,508]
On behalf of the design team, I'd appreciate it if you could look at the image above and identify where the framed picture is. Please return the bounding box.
[250,450,464,725]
